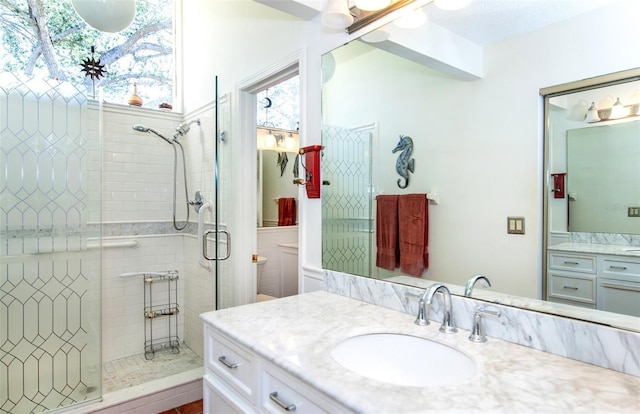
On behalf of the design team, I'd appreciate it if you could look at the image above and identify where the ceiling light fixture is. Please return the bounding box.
[434,0,473,11]
[71,0,136,33]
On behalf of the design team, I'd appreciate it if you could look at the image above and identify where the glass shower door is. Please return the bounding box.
[0,73,102,413]
[321,124,374,277]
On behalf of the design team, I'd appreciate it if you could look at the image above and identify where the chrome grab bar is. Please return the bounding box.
[203,229,231,261]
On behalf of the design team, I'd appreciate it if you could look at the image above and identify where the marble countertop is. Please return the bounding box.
[201,291,639,413]
[549,242,640,257]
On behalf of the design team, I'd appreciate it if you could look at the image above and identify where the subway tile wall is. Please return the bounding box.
[99,101,220,363]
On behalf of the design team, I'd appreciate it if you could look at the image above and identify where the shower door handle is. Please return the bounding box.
[203,229,231,261]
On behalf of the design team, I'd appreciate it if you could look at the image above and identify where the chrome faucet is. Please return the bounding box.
[469,307,501,343]
[414,283,457,334]
[464,274,491,297]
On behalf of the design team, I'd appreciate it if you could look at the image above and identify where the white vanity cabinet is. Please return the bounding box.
[547,250,640,316]
[547,252,597,308]
[203,325,349,414]
[597,257,640,317]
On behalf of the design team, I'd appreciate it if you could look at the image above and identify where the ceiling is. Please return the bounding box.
[424,0,625,46]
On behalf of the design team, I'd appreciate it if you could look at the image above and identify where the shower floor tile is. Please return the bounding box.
[102,345,203,393]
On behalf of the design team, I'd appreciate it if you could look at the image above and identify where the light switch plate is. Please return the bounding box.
[507,217,525,234]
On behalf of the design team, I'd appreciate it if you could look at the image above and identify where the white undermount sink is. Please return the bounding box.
[331,333,476,387]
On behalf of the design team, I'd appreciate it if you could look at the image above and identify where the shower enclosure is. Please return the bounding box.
[0,73,102,413]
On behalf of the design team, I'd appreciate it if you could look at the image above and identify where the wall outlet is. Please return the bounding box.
[628,207,640,217]
[507,217,525,234]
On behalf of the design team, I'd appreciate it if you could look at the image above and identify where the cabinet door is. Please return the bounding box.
[597,278,640,317]
[204,374,253,414]
[205,327,257,403]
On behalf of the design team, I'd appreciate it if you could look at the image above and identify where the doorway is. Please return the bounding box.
[235,52,302,305]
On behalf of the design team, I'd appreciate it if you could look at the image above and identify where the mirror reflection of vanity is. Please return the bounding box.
[544,78,640,317]
[320,0,640,332]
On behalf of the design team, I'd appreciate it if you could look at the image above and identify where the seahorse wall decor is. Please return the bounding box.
[392,135,415,189]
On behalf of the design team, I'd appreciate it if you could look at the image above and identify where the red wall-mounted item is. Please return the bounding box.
[551,173,566,199]
[299,145,324,199]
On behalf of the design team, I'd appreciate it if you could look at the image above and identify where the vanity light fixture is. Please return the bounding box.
[264,130,277,149]
[356,0,392,11]
[285,132,297,151]
[610,97,626,119]
[585,102,600,123]
[434,0,473,10]
[322,0,354,30]
[71,0,136,32]
[257,127,299,153]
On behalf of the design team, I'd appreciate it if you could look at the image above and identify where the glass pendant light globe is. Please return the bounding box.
[72,0,136,33]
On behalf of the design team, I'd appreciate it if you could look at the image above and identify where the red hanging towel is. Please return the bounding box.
[376,195,399,270]
[278,198,297,226]
[398,194,429,277]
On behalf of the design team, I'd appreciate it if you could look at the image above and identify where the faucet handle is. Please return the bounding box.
[414,297,429,326]
[468,307,501,343]
[406,292,429,326]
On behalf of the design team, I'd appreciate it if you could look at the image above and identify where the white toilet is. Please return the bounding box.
[256,256,276,302]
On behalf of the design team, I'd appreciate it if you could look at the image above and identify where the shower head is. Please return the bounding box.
[132,124,149,133]
[132,124,174,144]
[173,118,201,139]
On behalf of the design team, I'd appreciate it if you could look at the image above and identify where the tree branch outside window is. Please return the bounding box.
[0,0,174,107]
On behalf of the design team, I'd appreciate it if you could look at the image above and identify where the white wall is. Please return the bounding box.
[180,1,640,300]
[257,226,298,296]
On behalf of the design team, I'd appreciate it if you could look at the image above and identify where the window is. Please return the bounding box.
[257,75,300,131]
[0,0,174,108]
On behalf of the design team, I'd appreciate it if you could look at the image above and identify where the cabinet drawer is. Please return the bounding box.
[601,258,640,282]
[261,364,340,414]
[205,328,256,402]
[548,253,596,273]
[548,273,596,304]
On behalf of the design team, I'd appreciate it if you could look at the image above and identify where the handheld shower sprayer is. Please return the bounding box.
[132,124,174,144]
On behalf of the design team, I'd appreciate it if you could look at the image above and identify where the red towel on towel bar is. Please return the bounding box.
[398,194,429,276]
[278,198,297,226]
[376,195,399,270]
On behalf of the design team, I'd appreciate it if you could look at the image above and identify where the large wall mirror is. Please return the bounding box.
[321,0,640,332]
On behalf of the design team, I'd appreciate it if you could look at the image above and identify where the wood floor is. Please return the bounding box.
[159,399,203,414]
